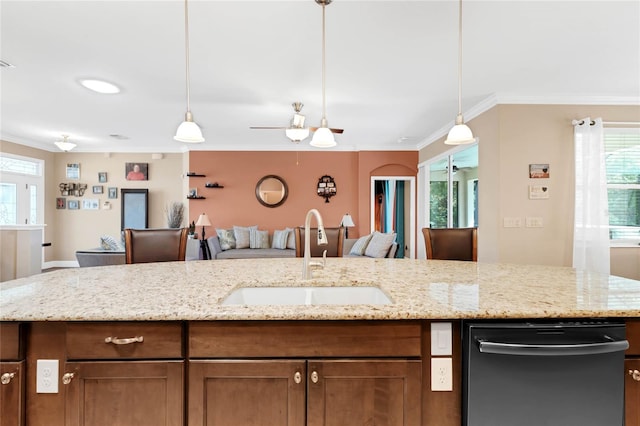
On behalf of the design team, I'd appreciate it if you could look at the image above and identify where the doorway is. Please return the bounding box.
[370,176,415,259]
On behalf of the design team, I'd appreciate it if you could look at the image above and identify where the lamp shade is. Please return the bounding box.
[195,213,211,227]
[285,127,310,142]
[340,214,355,227]
[310,127,336,148]
[174,113,204,143]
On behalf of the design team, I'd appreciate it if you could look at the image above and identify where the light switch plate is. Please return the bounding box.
[431,322,452,356]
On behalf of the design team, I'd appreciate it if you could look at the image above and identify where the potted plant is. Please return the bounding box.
[188,220,196,239]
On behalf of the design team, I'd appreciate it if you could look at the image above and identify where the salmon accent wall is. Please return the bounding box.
[188,151,418,239]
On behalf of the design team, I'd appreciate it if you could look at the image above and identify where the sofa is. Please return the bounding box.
[206,226,297,260]
[76,249,125,267]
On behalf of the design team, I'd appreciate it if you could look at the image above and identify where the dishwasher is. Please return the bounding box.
[463,321,629,426]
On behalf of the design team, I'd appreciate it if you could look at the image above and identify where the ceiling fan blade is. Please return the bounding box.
[310,127,344,134]
[249,126,287,130]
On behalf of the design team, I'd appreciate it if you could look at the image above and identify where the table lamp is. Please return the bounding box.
[340,213,355,238]
[195,213,212,259]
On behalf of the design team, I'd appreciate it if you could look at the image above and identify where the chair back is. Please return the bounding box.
[124,228,188,264]
[422,227,477,261]
[294,227,344,257]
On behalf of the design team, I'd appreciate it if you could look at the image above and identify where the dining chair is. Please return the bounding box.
[124,228,189,264]
[422,227,477,261]
[294,227,344,257]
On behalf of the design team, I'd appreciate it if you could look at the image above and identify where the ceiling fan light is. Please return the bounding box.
[285,127,310,142]
[310,127,336,148]
[445,122,475,145]
[174,115,204,143]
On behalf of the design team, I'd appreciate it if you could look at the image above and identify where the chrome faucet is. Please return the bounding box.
[302,208,328,280]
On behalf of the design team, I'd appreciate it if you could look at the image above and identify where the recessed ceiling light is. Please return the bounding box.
[80,79,120,94]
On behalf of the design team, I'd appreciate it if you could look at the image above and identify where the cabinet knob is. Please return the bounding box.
[629,369,640,382]
[1,372,15,385]
[62,372,75,385]
[104,336,144,345]
[311,371,319,384]
[294,371,302,384]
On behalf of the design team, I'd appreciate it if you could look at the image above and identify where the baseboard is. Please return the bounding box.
[43,260,79,269]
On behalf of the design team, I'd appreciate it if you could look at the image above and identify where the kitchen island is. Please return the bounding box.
[1,258,639,425]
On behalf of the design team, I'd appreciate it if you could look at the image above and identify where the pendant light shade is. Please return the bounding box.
[311,0,337,148]
[445,0,475,145]
[174,0,204,143]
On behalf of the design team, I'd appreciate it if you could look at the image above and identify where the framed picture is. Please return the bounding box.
[108,187,117,199]
[529,163,549,178]
[82,199,99,210]
[56,197,66,209]
[121,189,149,230]
[67,199,79,210]
[125,163,148,181]
[92,185,103,194]
[66,163,80,180]
[98,172,107,183]
[529,184,550,200]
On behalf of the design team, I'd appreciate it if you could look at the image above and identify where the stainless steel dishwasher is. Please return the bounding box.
[463,321,629,426]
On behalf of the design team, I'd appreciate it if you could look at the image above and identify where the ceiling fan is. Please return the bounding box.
[250,102,343,143]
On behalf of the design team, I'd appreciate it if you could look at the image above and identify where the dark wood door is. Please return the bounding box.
[64,361,183,426]
[188,360,306,426]
[0,361,24,426]
[307,360,422,426]
[627,358,640,426]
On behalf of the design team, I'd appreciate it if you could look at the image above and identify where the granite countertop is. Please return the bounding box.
[1,258,639,321]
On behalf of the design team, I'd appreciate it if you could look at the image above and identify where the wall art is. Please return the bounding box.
[529,163,549,178]
[125,163,148,181]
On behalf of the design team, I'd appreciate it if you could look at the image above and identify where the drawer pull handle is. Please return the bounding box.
[630,369,640,382]
[1,372,15,385]
[62,373,75,385]
[294,371,302,384]
[104,336,144,345]
[311,371,319,384]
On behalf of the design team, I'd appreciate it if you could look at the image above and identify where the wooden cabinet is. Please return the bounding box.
[63,322,184,426]
[0,323,24,426]
[627,320,640,426]
[188,321,422,426]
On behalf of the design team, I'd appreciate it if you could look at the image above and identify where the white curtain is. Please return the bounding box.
[573,117,610,274]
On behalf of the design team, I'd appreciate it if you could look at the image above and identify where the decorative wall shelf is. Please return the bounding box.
[186,173,206,177]
[205,183,224,189]
[187,196,206,200]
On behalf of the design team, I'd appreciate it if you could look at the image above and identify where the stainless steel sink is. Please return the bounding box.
[221,286,391,306]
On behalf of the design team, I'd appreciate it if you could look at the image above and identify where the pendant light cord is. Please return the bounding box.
[184,0,192,114]
[321,3,327,121]
[457,0,463,117]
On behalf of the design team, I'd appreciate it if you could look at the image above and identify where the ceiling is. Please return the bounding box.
[1,0,639,154]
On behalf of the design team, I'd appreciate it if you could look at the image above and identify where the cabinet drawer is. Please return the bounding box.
[66,322,183,360]
[628,320,640,356]
[189,320,422,358]
[0,323,22,361]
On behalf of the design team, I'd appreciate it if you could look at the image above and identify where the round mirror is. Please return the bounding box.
[256,175,288,208]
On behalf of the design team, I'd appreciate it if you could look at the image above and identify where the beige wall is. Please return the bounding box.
[419,104,640,274]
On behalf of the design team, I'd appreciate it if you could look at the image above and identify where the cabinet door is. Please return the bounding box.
[188,360,306,426]
[64,361,183,426]
[0,361,25,426]
[307,360,422,426]
[627,359,640,426]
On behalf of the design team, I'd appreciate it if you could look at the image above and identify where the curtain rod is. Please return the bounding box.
[572,119,640,126]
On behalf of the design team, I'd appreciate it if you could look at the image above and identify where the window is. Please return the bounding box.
[605,128,640,243]
[0,153,44,225]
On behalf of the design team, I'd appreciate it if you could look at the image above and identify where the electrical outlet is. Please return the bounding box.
[36,359,59,393]
[431,357,453,391]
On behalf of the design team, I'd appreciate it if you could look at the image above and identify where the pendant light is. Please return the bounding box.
[174,0,204,143]
[445,0,476,145]
[54,134,76,152]
[310,0,337,148]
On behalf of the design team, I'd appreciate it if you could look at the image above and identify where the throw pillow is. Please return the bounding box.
[272,229,290,250]
[100,235,123,251]
[216,228,236,251]
[285,227,296,250]
[250,229,270,249]
[364,231,397,258]
[233,225,257,249]
[349,233,374,256]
